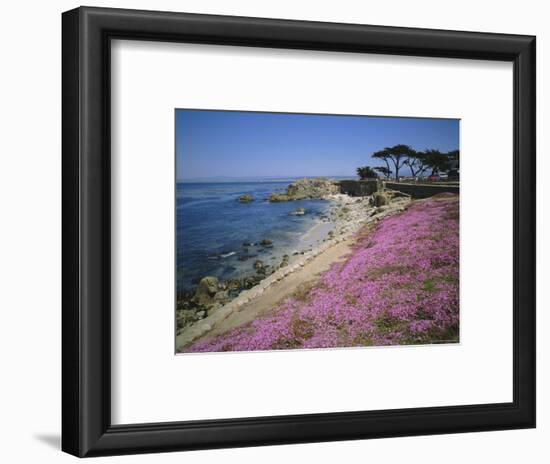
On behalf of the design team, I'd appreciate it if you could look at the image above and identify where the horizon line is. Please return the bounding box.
[176,174,358,182]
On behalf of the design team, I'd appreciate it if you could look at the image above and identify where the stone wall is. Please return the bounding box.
[336,179,459,199]
[384,182,459,199]
[336,179,379,197]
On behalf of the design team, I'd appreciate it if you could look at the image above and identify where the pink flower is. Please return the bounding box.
[185,195,460,353]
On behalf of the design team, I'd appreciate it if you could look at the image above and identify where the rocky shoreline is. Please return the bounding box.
[176,178,412,349]
[268,177,339,202]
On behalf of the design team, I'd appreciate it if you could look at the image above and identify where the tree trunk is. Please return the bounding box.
[391,155,404,181]
[384,159,391,179]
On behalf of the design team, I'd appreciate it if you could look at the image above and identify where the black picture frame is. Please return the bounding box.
[62,6,536,457]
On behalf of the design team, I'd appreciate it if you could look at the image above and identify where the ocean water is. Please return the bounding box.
[176,180,332,294]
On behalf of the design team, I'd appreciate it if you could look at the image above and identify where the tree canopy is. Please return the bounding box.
[422,149,450,175]
[372,144,416,180]
[360,147,459,181]
[356,166,378,179]
[404,151,429,177]
[374,166,392,178]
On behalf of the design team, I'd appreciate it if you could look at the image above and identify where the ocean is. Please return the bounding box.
[176,180,333,295]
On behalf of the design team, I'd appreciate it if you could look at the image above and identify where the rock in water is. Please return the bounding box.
[192,276,220,306]
[279,254,290,268]
[289,208,306,216]
[268,193,291,202]
[225,279,242,291]
[243,275,262,289]
[237,194,254,203]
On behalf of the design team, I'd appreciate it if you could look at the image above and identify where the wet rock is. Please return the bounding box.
[259,239,273,247]
[225,279,242,291]
[176,302,211,333]
[243,275,262,289]
[237,194,254,203]
[289,208,306,216]
[268,193,291,202]
[279,254,290,268]
[192,276,220,306]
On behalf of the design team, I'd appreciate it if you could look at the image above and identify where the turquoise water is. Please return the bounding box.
[176,181,331,294]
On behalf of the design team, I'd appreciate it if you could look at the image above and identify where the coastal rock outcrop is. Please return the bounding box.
[226,279,242,292]
[268,193,291,202]
[371,189,412,208]
[192,276,221,306]
[373,192,389,207]
[177,277,227,335]
[268,178,339,202]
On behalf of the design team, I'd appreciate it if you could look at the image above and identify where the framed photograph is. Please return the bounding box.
[62,6,535,457]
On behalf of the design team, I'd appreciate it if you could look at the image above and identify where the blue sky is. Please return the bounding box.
[176,110,459,180]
